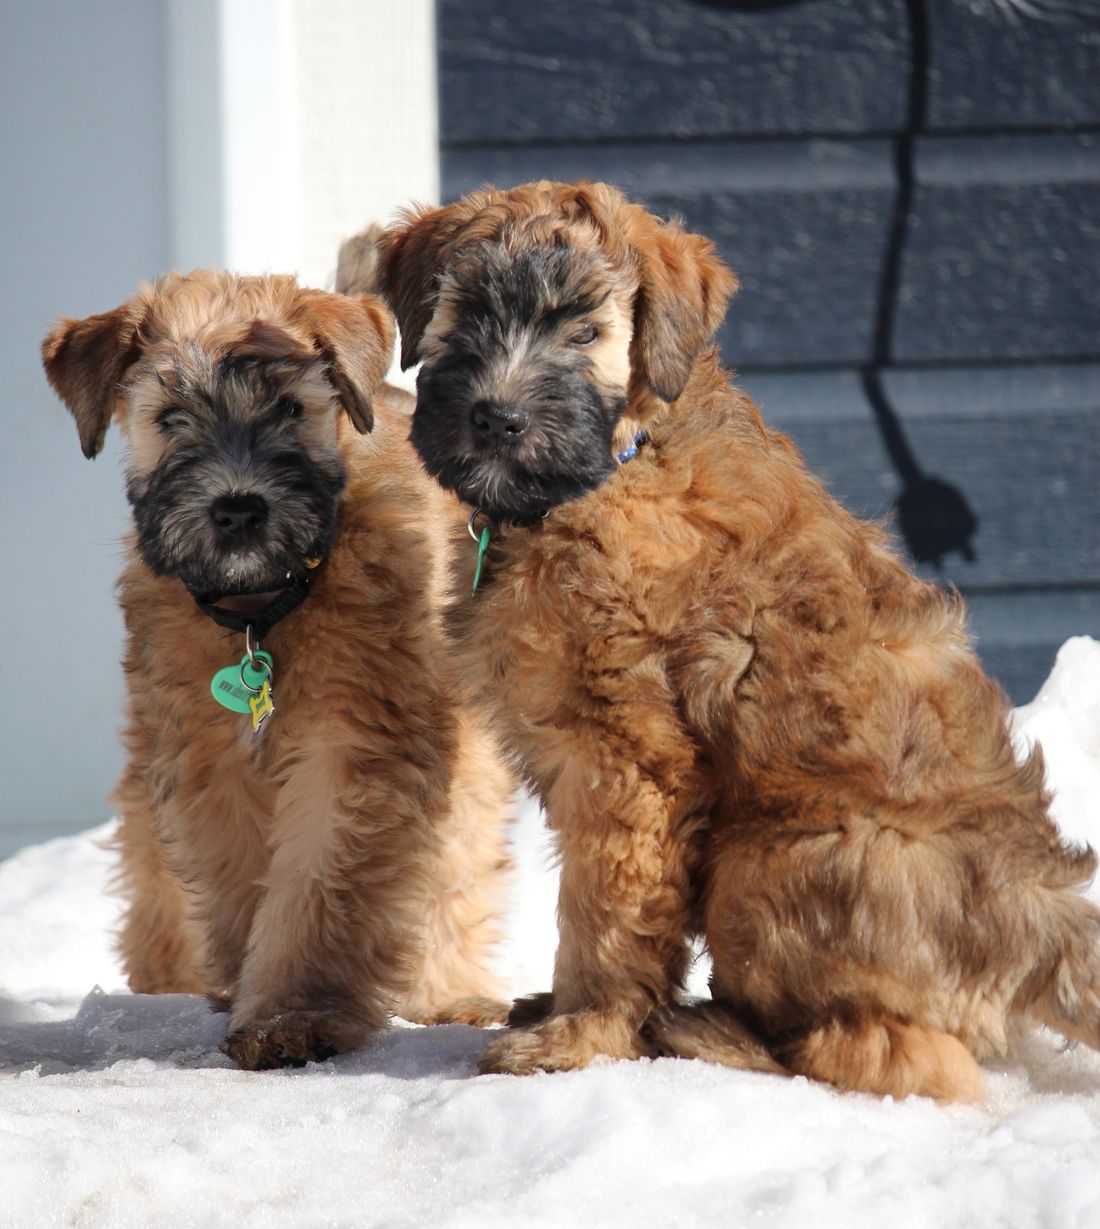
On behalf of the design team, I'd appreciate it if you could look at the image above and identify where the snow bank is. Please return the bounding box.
[2,639,1100,1229]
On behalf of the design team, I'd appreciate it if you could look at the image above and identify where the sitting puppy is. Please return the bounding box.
[371,181,1100,1100]
[42,271,513,1069]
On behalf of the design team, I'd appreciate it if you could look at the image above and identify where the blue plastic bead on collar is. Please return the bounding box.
[616,430,649,465]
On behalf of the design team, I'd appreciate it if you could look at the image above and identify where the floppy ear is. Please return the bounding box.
[41,305,141,458]
[335,222,385,298]
[378,202,471,370]
[299,292,396,434]
[622,208,738,403]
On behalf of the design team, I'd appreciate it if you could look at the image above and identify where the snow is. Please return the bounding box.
[3,638,1100,1229]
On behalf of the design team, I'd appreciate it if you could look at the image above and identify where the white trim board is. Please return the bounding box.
[164,0,439,287]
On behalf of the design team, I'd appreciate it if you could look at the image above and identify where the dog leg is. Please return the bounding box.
[1025,893,1100,1052]
[480,760,695,1075]
[641,1001,786,1076]
[398,718,513,1028]
[780,1016,985,1103]
[224,721,436,1070]
[112,769,205,995]
[480,1006,654,1074]
[159,759,271,1003]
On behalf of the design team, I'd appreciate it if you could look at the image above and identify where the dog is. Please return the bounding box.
[42,270,513,1069]
[368,179,1100,1100]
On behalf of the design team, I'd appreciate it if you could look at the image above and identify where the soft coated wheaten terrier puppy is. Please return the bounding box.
[368,180,1100,1100]
[42,270,513,1069]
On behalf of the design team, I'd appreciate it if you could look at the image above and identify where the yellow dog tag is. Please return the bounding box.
[249,679,275,731]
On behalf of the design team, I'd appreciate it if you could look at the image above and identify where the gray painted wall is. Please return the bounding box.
[0,1,171,857]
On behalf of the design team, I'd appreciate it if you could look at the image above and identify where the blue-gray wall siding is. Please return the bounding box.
[438,0,1100,704]
[0,2,171,858]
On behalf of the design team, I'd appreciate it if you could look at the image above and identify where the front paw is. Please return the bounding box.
[478,1009,648,1075]
[222,1009,367,1070]
[478,1025,573,1075]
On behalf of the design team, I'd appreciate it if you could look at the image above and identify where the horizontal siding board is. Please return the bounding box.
[962,593,1100,706]
[439,0,1100,144]
[739,370,898,515]
[656,181,892,366]
[443,138,896,367]
[446,132,1100,368]
[741,364,1100,589]
[893,134,1100,363]
[926,0,1100,132]
[882,362,1100,419]
[442,137,898,198]
[978,639,1078,709]
[898,407,1099,588]
[438,0,910,144]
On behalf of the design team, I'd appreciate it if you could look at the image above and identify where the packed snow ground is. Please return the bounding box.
[3,638,1100,1229]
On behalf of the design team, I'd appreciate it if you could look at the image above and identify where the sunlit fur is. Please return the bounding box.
[378,182,1100,1102]
[42,272,515,1069]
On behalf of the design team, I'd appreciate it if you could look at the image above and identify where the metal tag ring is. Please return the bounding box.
[467,507,492,542]
[239,655,272,695]
[245,624,261,666]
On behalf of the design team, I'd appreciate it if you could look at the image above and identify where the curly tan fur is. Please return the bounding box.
[42,271,514,1068]
[379,182,1100,1101]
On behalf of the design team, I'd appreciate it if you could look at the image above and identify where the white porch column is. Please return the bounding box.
[165,0,439,287]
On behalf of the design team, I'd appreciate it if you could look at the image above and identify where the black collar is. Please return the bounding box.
[190,570,314,640]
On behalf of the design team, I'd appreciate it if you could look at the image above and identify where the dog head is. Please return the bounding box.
[376,180,736,522]
[42,271,394,594]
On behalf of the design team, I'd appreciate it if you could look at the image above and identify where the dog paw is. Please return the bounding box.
[221,1010,364,1070]
[478,1028,567,1075]
[507,991,555,1028]
[401,995,511,1028]
[478,1010,647,1075]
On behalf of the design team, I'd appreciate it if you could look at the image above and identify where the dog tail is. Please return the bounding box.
[643,1001,787,1076]
[1027,886,1100,1052]
[336,223,386,297]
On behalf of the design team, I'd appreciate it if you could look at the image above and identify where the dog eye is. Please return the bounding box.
[156,405,190,432]
[572,324,598,347]
[275,397,303,419]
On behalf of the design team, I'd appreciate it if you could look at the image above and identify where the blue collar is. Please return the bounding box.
[616,430,649,465]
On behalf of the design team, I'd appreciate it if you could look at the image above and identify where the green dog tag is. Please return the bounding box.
[472,525,491,594]
[211,651,274,714]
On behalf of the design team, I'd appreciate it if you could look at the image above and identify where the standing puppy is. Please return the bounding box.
[374,180,1100,1100]
[42,271,512,1069]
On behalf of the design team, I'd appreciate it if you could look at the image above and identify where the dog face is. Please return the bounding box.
[42,271,394,594]
[378,181,737,522]
[410,239,636,523]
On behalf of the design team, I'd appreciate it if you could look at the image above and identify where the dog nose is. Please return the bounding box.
[210,493,268,534]
[470,400,529,444]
